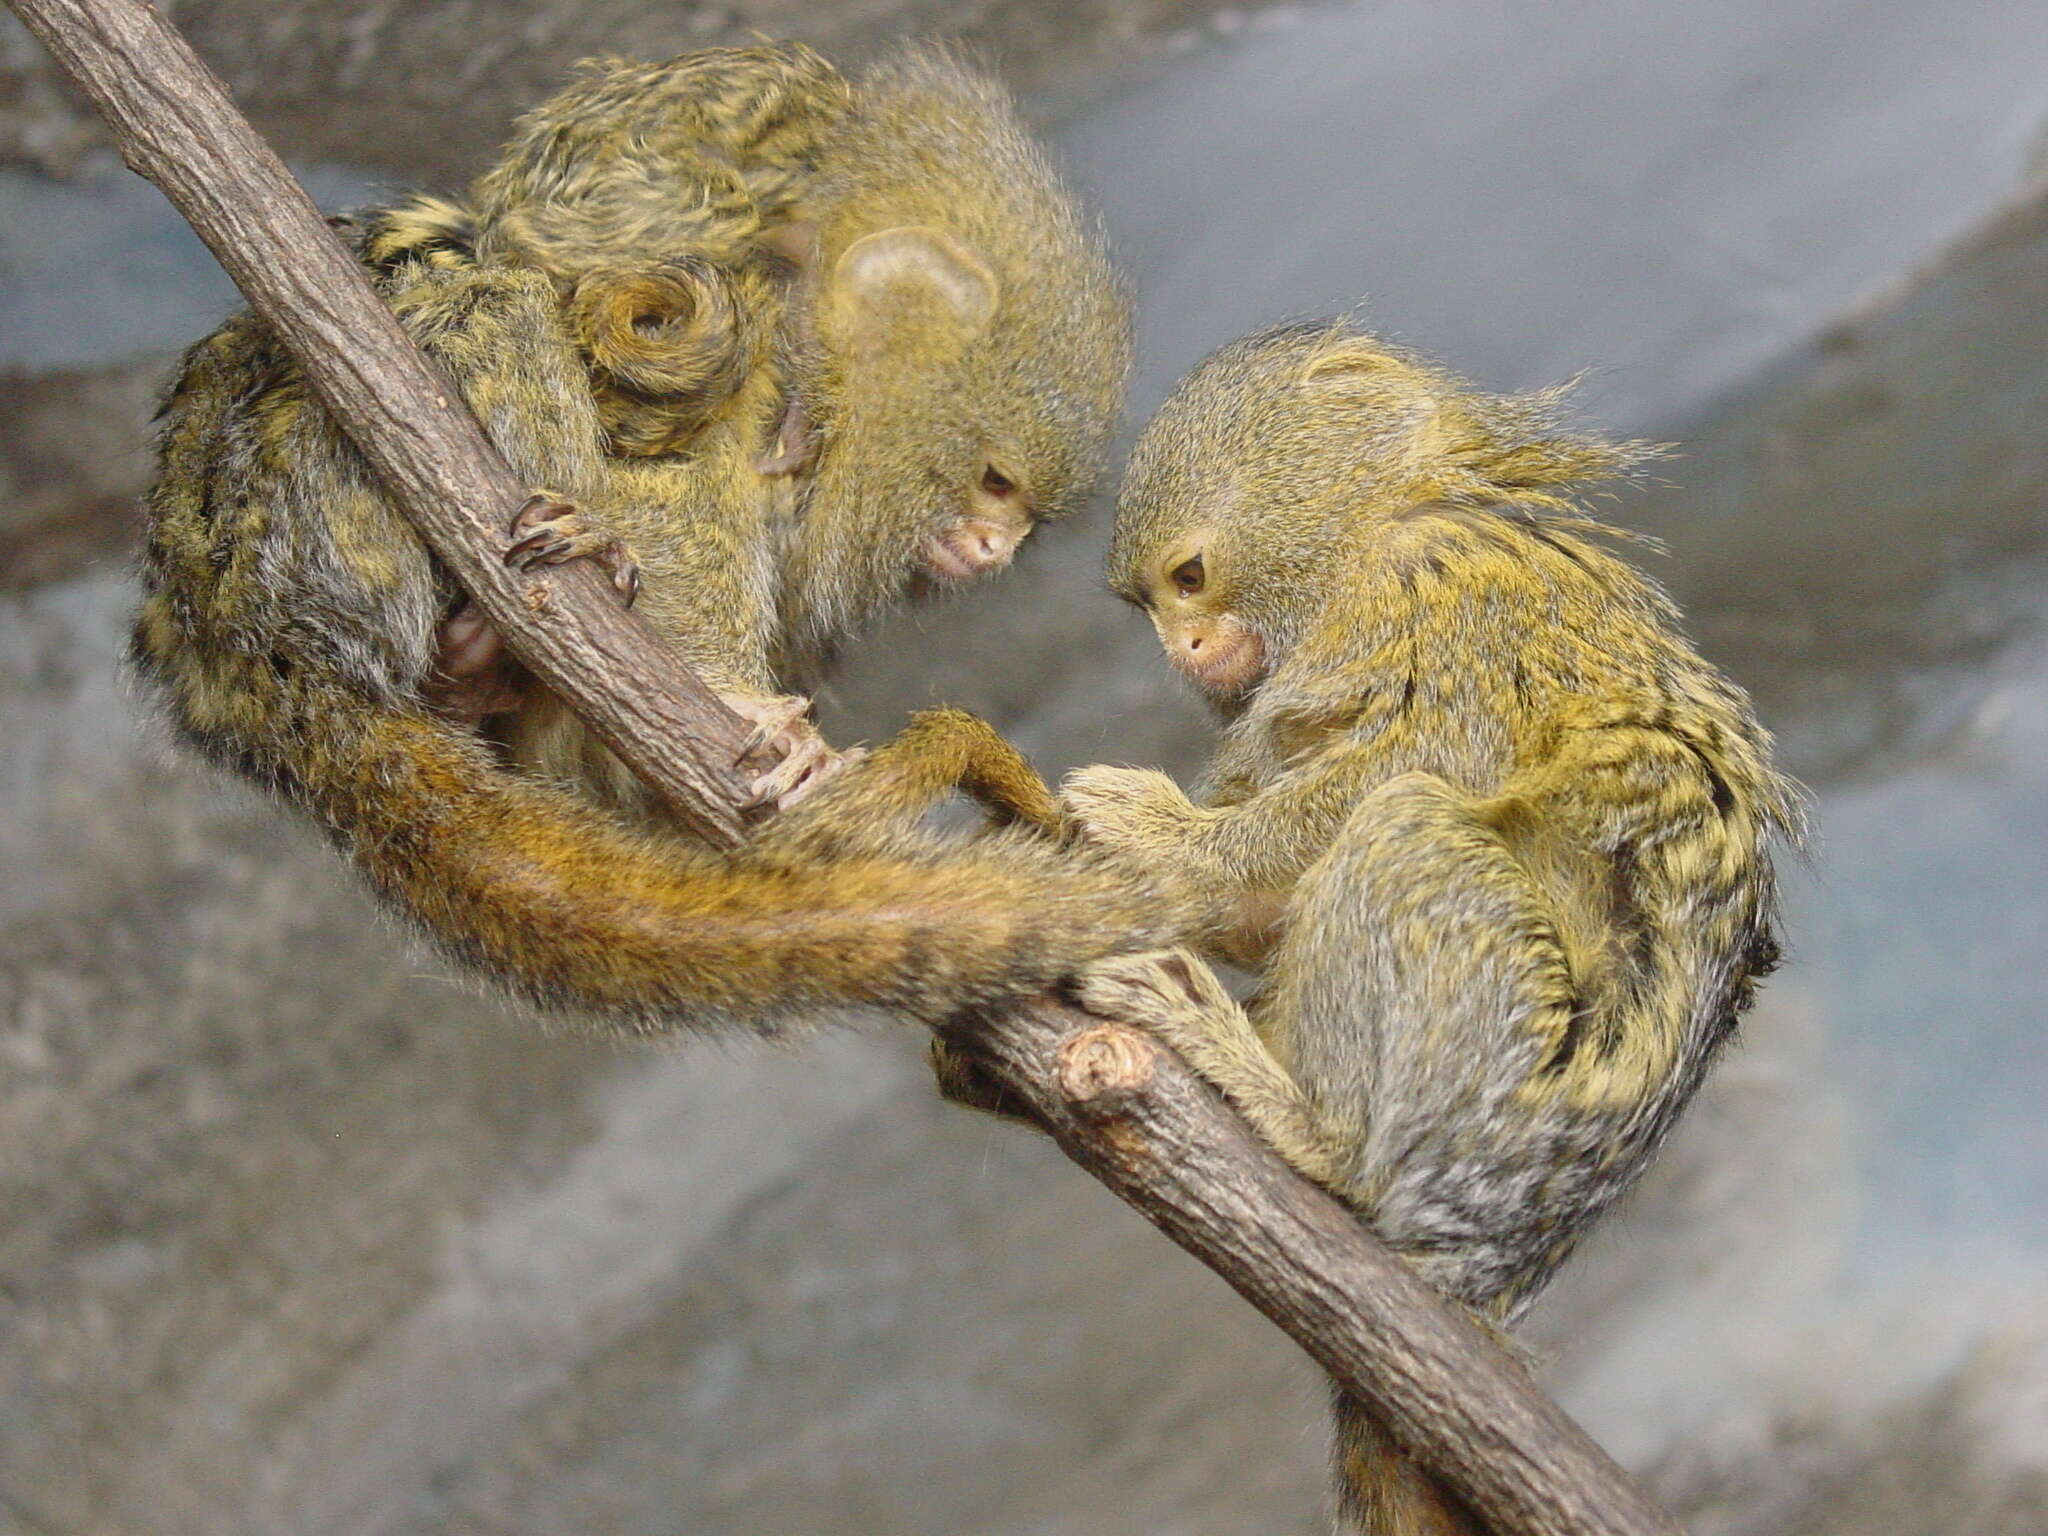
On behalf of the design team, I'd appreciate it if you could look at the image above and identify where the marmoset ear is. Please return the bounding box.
[824,226,998,361]
[1300,340,1451,463]
[1300,339,1440,401]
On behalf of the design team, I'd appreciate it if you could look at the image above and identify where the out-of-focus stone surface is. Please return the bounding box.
[0,0,1242,181]
[0,364,157,589]
[1624,180,2048,784]
[1653,1344,2048,1536]
[5,3,2048,1532]
[0,154,377,588]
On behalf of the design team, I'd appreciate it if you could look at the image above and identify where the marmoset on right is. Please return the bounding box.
[1055,321,1805,1535]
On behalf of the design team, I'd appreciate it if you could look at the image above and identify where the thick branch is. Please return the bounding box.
[7,2,1682,1533]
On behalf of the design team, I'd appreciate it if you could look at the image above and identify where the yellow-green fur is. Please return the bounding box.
[131,42,1171,1033]
[1065,322,1803,1534]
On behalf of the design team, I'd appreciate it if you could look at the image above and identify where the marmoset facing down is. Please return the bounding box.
[1060,323,1804,1534]
[129,42,1209,1034]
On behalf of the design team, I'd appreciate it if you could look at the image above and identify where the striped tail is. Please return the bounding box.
[255,691,1197,1034]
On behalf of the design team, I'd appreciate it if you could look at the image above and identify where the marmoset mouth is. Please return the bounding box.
[923,536,987,581]
[923,521,1025,582]
[1169,622,1265,695]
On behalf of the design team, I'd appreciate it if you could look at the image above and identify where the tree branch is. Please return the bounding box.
[6,2,1684,1532]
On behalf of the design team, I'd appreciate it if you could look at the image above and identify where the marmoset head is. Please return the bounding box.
[1112,321,1640,701]
[777,44,1132,647]
[468,40,1130,653]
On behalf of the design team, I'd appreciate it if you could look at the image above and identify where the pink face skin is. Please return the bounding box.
[1144,529,1269,698]
[1159,606,1266,694]
[921,463,1035,583]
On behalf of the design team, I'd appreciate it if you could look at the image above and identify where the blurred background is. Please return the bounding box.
[3,1,2046,1531]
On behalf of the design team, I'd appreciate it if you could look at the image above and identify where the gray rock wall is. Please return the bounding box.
[0,0,1229,181]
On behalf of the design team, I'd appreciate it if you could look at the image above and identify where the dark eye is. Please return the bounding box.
[1169,554,1206,597]
[981,464,1016,496]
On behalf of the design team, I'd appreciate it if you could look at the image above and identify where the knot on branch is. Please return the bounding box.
[1057,1023,1157,1108]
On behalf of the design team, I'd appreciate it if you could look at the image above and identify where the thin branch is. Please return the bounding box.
[5,2,1684,1533]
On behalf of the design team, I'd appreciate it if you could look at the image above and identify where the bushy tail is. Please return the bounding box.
[1330,1388,1486,1536]
[254,692,1197,1034]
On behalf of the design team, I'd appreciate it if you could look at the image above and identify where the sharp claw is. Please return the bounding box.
[738,765,784,812]
[510,494,572,535]
[506,497,639,592]
[504,531,555,566]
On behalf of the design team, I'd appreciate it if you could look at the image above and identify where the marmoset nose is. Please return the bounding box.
[957,517,1027,571]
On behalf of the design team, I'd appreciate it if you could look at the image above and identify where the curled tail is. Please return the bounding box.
[165,676,1196,1033]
